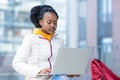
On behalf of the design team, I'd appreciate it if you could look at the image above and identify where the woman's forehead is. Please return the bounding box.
[42,12,58,20]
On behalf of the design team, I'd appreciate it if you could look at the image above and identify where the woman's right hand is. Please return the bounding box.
[38,68,51,74]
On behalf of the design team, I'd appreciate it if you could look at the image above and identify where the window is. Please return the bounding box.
[101,0,112,22]
[79,0,86,18]
[78,0,87,47]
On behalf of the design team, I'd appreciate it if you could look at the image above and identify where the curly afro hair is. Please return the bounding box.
[30,5,58,28]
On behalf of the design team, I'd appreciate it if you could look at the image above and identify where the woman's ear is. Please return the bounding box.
[39,20,43,26]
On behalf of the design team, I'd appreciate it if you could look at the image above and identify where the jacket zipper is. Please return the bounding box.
[38,35,57,69]
[48,42,52,69]
[48,34,57,69]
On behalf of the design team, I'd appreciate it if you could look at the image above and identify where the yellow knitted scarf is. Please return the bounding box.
[32,28,54,41]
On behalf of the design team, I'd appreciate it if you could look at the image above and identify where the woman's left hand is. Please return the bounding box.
[67,74,80,78]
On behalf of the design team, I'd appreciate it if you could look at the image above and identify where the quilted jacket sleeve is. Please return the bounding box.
[12,35,40,77]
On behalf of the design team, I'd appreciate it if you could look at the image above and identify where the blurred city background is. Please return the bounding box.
[0,0,120,80]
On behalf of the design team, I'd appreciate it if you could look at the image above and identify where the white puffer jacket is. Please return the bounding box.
[12,34,64,80]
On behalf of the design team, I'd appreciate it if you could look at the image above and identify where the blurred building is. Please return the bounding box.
[0,0,120,80]
[0,0,67,80]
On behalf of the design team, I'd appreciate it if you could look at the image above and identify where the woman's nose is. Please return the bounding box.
[51,23,55,27]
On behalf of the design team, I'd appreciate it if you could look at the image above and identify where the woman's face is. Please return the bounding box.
[39,12,58,35]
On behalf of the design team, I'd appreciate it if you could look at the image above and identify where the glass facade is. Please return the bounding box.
[97,0,112,60]
[78,0,87,47]
[0,0,67,80]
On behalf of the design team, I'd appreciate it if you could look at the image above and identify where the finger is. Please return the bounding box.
[39,68,51,74]
[67,75,80,78]
[40,70,48,74]
[46,69,51,73]
[74,75,80,77]
[67,75,74,78]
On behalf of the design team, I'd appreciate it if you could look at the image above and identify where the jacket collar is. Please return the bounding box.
[32,28,56,41]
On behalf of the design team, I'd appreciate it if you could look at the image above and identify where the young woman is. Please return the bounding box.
[12,5,72,80]
[12,5,79,80]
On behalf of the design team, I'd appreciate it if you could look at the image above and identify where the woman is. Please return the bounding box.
[12,5,67,80]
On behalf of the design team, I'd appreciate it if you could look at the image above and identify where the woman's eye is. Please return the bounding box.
[47,21,57,25]
[47,21,51,24]
[54,22,57,25]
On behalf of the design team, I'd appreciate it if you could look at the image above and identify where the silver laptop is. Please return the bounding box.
[38,48,91,75]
